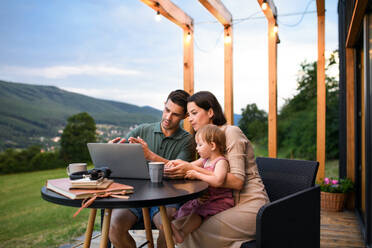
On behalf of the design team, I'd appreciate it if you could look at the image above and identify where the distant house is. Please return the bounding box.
[338,1,372,246]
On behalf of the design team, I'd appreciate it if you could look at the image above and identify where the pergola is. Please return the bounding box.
[139,0,327,182]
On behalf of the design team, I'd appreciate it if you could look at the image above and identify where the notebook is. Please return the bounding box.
[46,177,133,199]
[87,143,150,179]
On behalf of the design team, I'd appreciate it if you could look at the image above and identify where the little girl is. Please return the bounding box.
[170,124,234,243]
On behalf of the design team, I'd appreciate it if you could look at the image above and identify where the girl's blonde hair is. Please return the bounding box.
[196,124,226,154]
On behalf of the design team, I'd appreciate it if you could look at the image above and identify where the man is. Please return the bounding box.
[109,90,195,248]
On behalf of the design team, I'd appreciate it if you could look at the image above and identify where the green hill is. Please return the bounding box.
[0,80,162,150]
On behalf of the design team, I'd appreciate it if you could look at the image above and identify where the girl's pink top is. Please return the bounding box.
[175,157,234,218]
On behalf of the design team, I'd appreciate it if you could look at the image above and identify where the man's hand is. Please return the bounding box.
[128,136,154,161]
[109,137,126,143]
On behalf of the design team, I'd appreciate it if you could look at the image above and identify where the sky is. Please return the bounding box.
[0,0,339,114]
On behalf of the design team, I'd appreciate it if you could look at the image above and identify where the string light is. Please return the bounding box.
[273,25,278,34]
[261,1,268,11]
[224,33,231,44]
[186,32,191,43]
[155,11,161,22]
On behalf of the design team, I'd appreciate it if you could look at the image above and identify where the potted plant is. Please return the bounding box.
[319,177,354,212]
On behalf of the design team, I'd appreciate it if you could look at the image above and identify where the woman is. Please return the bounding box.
[164,91,269,248]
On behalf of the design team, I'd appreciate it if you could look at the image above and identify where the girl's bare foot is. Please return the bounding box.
[171,222,185,243]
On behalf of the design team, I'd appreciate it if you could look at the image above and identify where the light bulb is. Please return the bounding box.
[273,25,278,34]
[155,11,161,22]
[224,34,231,44]
[186,32,191,43]
[261,2,268,11]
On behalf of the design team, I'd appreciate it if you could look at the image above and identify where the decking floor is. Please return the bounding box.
[321,210,365,248]
[66,210,365,248]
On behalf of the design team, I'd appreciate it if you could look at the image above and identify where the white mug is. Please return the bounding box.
[148,162,164,183]
[66,163,87,176]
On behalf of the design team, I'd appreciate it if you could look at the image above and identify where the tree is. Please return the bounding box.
[239,103,267,143]
[278,50,339,160]
[0,145,64,173]
[239,51,339,160]
[60,112,97,163]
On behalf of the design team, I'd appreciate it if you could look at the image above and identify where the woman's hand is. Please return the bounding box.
[164,160,192,179]
[165,159,185,168]
[185,170,199,179]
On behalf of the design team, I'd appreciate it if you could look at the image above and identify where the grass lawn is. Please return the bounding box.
[253,142,339,178]
[0,155,339,248]
[324,159,339,178]
[0,167,100,248]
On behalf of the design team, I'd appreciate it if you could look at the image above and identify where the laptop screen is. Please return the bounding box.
[87,143,150,179]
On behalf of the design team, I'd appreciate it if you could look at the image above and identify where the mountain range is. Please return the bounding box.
[0,80,242,151]
[0,80,162,150]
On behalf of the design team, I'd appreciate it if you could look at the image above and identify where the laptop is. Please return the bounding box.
[87,143,150,179]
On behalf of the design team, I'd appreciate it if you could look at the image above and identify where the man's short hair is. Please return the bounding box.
[166,90,190,115]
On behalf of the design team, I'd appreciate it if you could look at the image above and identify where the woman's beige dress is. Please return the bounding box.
[180,125,269,248]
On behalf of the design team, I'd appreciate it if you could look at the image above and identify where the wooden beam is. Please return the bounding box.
[183,29,194,132]
[224,26,234,125]
[267,0,277,17]
[257,0,277,22]
[346,0,368,48]
[139,0,193,31]
[316,0,325,16]
[257,0,280,43]
[316,8,326,182]
[198,0,232,25]
[268,20,277,158]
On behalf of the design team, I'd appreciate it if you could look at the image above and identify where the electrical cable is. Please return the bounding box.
[277,0,316,27]
[193,0,320,53]
[194,29,224,53]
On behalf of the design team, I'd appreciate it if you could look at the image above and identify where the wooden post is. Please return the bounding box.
[198,0,233,124]
[183,29,194,133]
[257,0,278,157]
[346,48,356,182]
[345,48,358,209]
[316,0,326,182]
[224,25,234,125]
[268,20,277,158]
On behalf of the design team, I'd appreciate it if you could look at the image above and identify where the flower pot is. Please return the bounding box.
[321,191,346,212]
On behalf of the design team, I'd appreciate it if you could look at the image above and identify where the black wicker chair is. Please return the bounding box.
[241,157,320,248]
[105,157,320,248]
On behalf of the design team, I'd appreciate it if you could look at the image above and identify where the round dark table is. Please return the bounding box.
[41,178,208,248]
